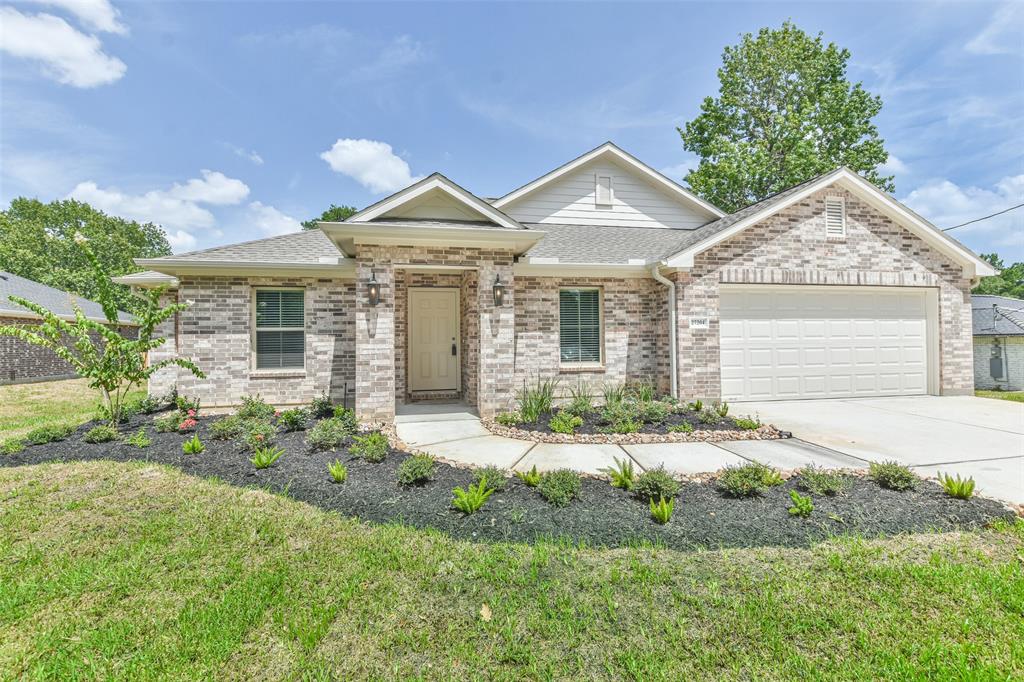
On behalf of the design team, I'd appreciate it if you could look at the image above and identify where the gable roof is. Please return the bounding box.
[1,271,135,324]
[661,167,997,278]
[972,295,1024,336]
[491,142,725,219]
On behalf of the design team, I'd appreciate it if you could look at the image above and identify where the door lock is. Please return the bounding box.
[451,341,457,356]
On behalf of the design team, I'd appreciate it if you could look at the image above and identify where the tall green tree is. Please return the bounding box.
[678,21,893,213]
[301,204,357,230]
[0,198,171,312]
[973,254,1024,299]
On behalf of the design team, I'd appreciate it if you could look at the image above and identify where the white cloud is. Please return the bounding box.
[901,175,1024,247]
[966,3,1024,55]
[164,230,198,251]
[319,138,422,194]
[0,7,125,87]
[246,201,301,236]
[226,144,264,165]
[168,169,250,205]
[879,154,909,176]
[28,0,127,34]
[351,35,428,81]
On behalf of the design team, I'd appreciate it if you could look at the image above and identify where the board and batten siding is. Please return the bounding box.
[503,160,710,229]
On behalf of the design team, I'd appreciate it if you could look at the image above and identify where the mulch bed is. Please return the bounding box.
[2,412,1014,552]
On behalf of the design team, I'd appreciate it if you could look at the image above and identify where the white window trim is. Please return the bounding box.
[558,286,605,367]
[824,195,846,239]
[595,174,614,207]
[251,287,306,373]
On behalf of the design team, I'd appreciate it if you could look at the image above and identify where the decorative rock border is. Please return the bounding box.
[481,420,789,445]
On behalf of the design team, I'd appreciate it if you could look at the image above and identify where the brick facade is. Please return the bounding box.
[1,316,136,385]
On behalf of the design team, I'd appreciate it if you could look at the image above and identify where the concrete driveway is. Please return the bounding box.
[740,396,1024,504]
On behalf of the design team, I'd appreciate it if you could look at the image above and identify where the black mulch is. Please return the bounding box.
[3,413,1014,552]
[518,406,755,435]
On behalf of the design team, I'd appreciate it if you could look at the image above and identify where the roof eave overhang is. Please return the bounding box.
[320,223,546,257]
[133,258,356,278]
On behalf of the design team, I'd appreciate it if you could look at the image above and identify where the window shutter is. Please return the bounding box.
[559,289,601,363]
[595,175,613,206]
[825,197,846,237]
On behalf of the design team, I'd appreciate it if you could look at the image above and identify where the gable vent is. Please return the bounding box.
[824,196,846,237]
[595,175,613,207]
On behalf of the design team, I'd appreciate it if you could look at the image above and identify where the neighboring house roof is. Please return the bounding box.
[0,271,135,324]
[972,295,1024,336]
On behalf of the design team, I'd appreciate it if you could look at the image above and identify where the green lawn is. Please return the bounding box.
[1,461,1021,680]
[976,389,1024,403]
[0,379,145,439]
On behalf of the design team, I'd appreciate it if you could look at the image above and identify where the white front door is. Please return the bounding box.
[409,288,460,392]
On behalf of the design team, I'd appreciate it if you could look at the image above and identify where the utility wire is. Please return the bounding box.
[942,202,1024,231]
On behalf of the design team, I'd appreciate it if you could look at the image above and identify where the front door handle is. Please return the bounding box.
[451,340,457,356]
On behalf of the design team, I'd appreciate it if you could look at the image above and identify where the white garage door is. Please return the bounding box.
[720,287,930,401]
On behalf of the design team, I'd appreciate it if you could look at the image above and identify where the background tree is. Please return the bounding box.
[301,204,358,230]
[0,198,171,312]
[678,21,893,212]
[973,253,1024,299]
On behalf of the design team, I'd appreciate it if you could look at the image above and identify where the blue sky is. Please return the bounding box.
[1,1,1021,260]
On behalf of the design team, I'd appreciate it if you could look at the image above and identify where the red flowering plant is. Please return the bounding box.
[178,417,198,432]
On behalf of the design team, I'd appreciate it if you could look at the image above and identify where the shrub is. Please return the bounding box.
[250,445,285,469]
[473,465,508,491]
[182,434,205,455]
[238,394,275,420]
[452,479,494,515]
[868,461,919,491]
[564,383,594,417]
[668,422,694,434]
[515,465,541,487]
[398,454,436,485]
[788,489,814,517]
[602,382,627,406]
[175,395,201,416]
[210,415,244,440]
[25,424,74,445]
[637,400,669,424]
[549,411,583,434]
[153,414,179,433]
[715,401,730,417]
[938,472,976,499]
[517,377,557,423]
[733,416,761,430]
[650,496,674,524]
[83,425,118,443]
[1,439,26,455]
[634,467,681,502]
[96,401,136,424]
[327,460,348,483]
[717,462,783,497]
[350,432,389,463]
[601,457,636,491]
[127,395,163,415]
[601,416,641,434]
[306,416,356,451]
[698,408,722,425]
[277,408,308,432]
[538,469,580,507]
[125,428,151,448]
[332,406,359,432]
[797,464,849,496]
[177,417,198,433]
[495,411,522,427]
[310,393,334,419]
[240,419,276,452]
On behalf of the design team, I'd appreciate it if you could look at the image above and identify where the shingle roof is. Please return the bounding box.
[0,272,134,324]
[153,229,344,264]
[522,223,695,264]
[972,295,1024,336]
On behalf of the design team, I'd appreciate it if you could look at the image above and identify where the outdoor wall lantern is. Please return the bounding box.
[367,270,380,307]
[493,275,506,306]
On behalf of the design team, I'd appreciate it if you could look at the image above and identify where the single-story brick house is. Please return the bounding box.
[117,142,995,421]
[971,294,1024,391]
[1,271,136,384]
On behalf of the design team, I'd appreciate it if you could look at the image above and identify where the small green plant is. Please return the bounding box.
[350,432,388,463]
[237,394,276,420]
[668,422,694,434]
[788,489,814,517]
[452,479,494,515]
[310,393,334,419]
[327,459,348,483]
[688,399,704,412]
[797,464,849,496]
[602,382,627,406]
[698,408,722,425]
[631,381,656,403]
[240,419,276,452]
[733,416,761,430]
[83,425,118,443]
[549,411,583,434]
[276,407,308,432]
[473,465,508,491]
[174,395,201,416]
[515,465,542,487]
[495,411,522,427]
[332,406,359,431]
[717,461,784,497]
[125,428,151,448]
[153,414,180,433]
[868,460,919,491]
[250,444,285,469]
[601,457,636,491]
[715,401,730,417]
[1,438,26,455]
[637,400,669,424]
[24,424,75,445]
[938,472,976,499]
[634,467,681,502]
[306,415,356,450]
[127,395,163,415]
[650,496,674,524]
[397,454,436,485]
[601,416,641,434]
[517,377,558,423]
[564,382,595,416]
[210,415,244,440]
[182,434,205,455]
[538,469,581,507]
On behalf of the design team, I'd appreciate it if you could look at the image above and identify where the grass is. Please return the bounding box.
[0,379,145,440]
[0,460,1021,679]
[975,389,1024,403]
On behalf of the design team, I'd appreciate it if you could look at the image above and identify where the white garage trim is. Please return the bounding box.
[719,284,939,401]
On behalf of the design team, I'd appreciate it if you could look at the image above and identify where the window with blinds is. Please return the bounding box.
[559,288,602,364]
[254,289,305,369]
[824,196,846,237]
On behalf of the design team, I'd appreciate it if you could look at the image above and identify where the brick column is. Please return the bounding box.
[355,249,396,423]
[476,262,515,419]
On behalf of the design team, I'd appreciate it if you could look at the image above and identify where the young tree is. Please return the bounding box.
[678,21,893,212]
[301,204,358,230]
[973,254,1024,299]
[0,237,204,426]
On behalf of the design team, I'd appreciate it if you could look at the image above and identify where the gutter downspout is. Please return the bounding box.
[650,264,678,399]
